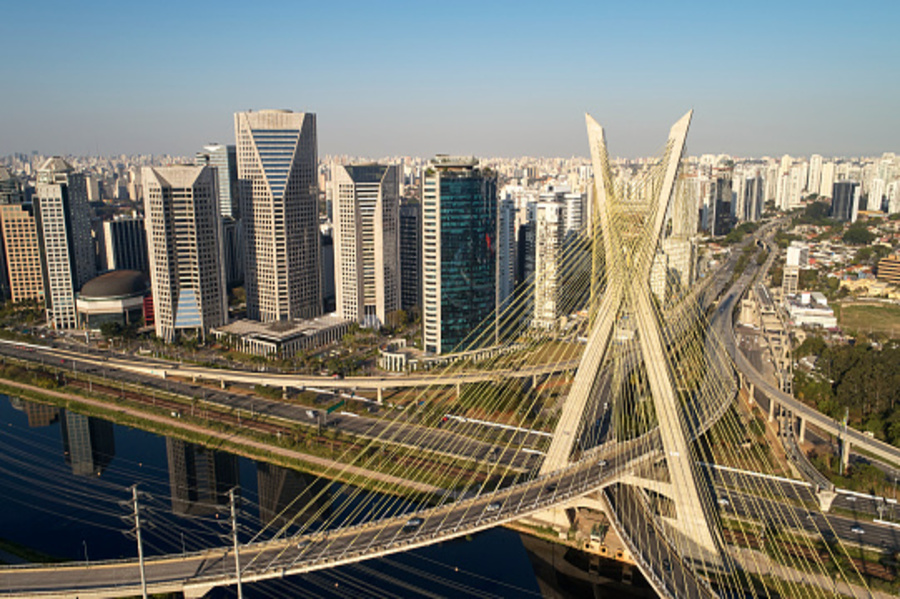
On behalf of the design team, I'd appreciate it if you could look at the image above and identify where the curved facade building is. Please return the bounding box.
[76,269,148,329]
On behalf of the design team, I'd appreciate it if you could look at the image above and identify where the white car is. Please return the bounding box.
[850,525,864,535]
[485,502,501,513]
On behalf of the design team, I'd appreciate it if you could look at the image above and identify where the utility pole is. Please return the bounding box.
[229,488,243,599]
[120,485,149,599]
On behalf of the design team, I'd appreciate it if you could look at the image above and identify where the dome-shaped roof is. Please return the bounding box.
[80,270,148,299]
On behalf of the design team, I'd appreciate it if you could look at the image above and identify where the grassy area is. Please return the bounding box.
[838,302,900,337]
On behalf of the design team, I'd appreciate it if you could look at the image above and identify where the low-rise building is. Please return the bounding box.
[785,292,837,328]
[211,315,351,358]
[76,270,149,330]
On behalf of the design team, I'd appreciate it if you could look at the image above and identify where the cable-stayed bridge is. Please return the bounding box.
[1,113,896,599]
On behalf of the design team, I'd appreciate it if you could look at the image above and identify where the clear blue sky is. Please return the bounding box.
[2,0,897,159]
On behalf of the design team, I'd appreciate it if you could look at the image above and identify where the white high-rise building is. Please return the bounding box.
[776,172,791,211]
[331,164,399,327]
[788,164,806,209]
[562,192,585,236]
[497,198,517,311]
[143,165,227,343]
[808,154,823,195]
[533,201,564,329]
[235,110,320,323]
[887,181,900,215]
[869,178,886,213]
[35,157,95,330]
[819,161,836,198]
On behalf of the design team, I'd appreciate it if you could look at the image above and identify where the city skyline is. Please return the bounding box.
[1,1,898,159]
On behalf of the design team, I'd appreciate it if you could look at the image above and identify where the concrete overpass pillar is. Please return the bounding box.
[220,379,226,389]
[768,396,776,423]
[455,382,462,398]
[840,438,851,472]
[817,488,837,512]
[282,386,289,400]
[798,417,806,443]
[748,382,755,406]
[376,387,383,404]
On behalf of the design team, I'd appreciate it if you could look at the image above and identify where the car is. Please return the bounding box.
[545,483,558,493]
[403,517,424,530]
[662,558,672,573]
[717,497,730,506]
[296,538,310,550]
[845,496,857,503]
[850,525,864,535]
[597,459,608,467]
[485,502,501,513]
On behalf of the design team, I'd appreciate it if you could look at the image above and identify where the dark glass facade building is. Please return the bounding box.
[831,181,859,222]
[399,200,421,311]
[422,157,497,354]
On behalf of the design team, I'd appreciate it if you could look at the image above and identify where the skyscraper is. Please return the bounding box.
[742,176,764,222]
[331,164,400,327]
[35,158,95,329]
[235,110,321,322]
[102,214,149,273]
[496,197,517,311]
[808,154,823,195]
[819,161,836,198]
[0,167,25,302]
[0,202,44,303]
[196,143,239,218]
[710,176,733,236]
[533,201,564,329]
[143,165,227,342]
[831,181,860,222]
[399,200,421,312]
[422,156,497,354]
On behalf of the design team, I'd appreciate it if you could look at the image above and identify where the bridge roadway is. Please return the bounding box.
[726,236,900,470]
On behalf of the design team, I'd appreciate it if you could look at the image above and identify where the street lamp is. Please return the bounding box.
[82,540,89,563]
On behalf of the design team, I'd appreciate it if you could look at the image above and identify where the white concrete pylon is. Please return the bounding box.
[540,110,721,561]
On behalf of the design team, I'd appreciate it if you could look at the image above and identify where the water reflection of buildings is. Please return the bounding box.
[166,438,239,516]
[9,397,59,427]
[60,410,115,476]
[256,462,331,530]
[519,533,655,599]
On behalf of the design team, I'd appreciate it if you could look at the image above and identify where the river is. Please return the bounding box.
[0,395,652,598]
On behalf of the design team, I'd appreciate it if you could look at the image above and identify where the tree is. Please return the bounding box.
[842,224,875,246]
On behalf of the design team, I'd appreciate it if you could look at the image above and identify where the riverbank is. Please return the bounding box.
[0,375,441,498]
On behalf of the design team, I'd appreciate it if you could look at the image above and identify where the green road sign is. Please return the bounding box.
[326,399,346,415]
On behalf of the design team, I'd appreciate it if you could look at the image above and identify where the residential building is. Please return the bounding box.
[332,163,400,327]
[533,201,564,329]
[876,254,900,286]
[422,156,497,354]
[34,158,96,329]
[142,165,227,342]
[235,110,321,322]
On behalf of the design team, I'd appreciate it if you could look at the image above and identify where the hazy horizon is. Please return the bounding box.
[2,1,897,159]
